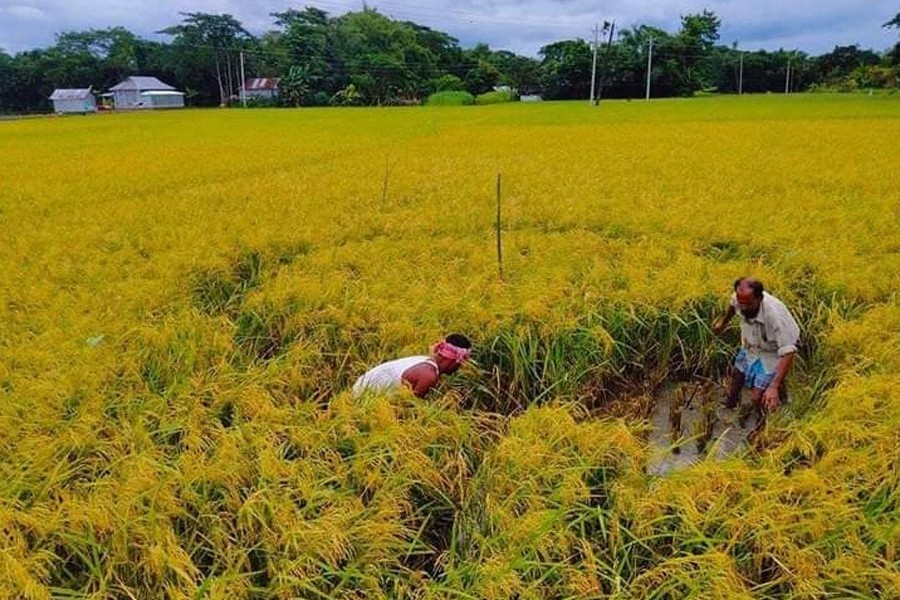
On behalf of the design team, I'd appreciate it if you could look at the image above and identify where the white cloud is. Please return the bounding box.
[1,3,47,20]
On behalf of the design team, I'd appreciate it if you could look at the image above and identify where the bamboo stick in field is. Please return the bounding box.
[381,156,391,206]
[496,173,503,281]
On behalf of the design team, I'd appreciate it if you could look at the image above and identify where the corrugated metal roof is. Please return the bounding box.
[110,76,177,91]
[50,88,93,100]
[245,78,280,91]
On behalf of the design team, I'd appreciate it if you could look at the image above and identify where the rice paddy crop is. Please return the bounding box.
[1,95,898,598]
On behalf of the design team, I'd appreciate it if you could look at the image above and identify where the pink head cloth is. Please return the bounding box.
[432,340,472,365]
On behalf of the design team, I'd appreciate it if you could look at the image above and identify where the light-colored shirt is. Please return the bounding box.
[730,291,801,372]
[351,356,438,397]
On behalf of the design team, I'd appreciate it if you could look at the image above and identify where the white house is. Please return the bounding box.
[109,76,185,110]
[49,88,96,113]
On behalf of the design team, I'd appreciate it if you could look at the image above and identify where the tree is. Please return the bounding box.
[614,26,673,97]
[257,30,290,77]
[539,39,592,99]
[405,22,463,78]
[0,51,20,112]
[885,12,900,65]
[464,60,500,95]
[816,45,881,81]
[428,73,465,93]
[331,9,448,104]
[885,12,900,29]
[279,65,315,106]
[0,50,46,112]
[271,7,335,95]
[679,10,721,51]
[159,12,255,106]
[54,27,142,91]
[490,50,541,93]
[671,10,721,94]
[331,83,363,106]
[40,42,98,92]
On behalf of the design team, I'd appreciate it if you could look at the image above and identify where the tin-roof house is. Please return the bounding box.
[109,76,185,110]
[49,88,97,113]
[243,78,281,100]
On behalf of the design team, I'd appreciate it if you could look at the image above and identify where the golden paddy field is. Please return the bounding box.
[1,95,898,598]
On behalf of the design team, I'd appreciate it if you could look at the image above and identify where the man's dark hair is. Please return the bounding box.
[445,333,471,349]
[733,277,764,298]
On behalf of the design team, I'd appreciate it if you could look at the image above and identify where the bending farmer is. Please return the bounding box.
[713,278,800,412]
[352,334,472,398]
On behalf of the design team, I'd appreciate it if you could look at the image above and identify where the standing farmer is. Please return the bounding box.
[713,278,801,412]
[352,334,472,398]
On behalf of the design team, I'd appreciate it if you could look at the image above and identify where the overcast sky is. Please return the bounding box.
[1,0,897,56]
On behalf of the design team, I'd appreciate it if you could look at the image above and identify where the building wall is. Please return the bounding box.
[246,89,277,99]
[113,91,144,110]
[149,95,185,109]
[53,98,96,113]
[113,91,184,109]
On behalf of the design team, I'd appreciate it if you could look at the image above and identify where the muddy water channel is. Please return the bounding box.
[645,384,763,476]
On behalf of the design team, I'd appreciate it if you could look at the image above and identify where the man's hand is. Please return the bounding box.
[712,305,735,336]
[763,385,780,411]
[712,318,726,336]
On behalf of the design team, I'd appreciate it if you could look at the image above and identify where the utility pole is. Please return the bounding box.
[589,24,599,105]
[785,55,791,94]
[645,36,653,100]
[738,51,744,95]
[240,50,247,107]
[596,21,615,105]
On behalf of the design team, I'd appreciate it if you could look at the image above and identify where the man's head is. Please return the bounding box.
[734,277,764,319]
[432,333,472,375]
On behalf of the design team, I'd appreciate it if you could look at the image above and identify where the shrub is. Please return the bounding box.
[425,91,475,106]
[311,91,331,106]
[239,96,279,108]
[331,83,364,106]
[475,89,517,105]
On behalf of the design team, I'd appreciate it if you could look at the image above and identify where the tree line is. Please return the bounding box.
[1,8,899,112]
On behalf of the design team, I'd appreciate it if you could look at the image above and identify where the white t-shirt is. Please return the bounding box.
[352,356,439,397]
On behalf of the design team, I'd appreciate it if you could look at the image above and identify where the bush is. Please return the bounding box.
[425,91,475,106]
[233,96,279,108]
[311,91,331,106]
[851,65,899,89]
[475,89,517,105]
[331,84,364,106]
[383,96,421,106]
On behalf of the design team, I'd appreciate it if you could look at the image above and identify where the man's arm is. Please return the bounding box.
[764,305,801,409]
[763,352,795,410]
[713,303,736,335]
[401,364,439,398]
